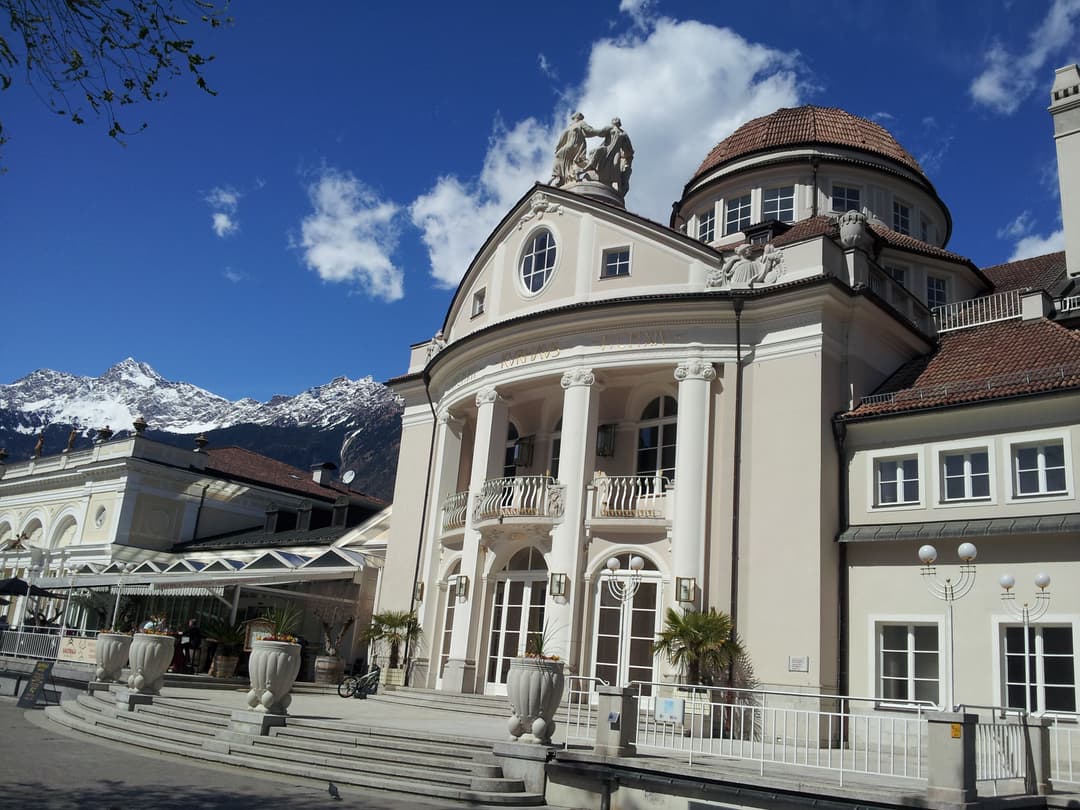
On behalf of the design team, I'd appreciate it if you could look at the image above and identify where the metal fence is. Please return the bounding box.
[0,629,64,660]
[932,289,1021,333]
[590,475,670,520]
[474,476,563,521]
[439,490,469,532]
[564,675,608,746]
[1049,711,1080,789]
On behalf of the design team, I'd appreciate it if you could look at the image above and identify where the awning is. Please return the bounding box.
[839,513,1080,543]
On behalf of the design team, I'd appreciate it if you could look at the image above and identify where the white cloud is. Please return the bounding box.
[212,212,238,238]
[410,16,802,287]
[619,0,657,30]
[223,268,247,283]
[970,0,1080,115]
[538,53,557,80]
[1009,229,1065,261]
[299,168,404,302]
[997,210,1035,240]
[869,111,894,123]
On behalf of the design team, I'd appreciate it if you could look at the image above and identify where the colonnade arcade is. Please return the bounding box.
[420,356,720,694]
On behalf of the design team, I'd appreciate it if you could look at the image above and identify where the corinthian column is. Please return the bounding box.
[546,367,599,668]
[671,359,716,608]
[443,386,508,693]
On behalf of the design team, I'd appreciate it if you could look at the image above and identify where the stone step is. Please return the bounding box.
[54,699,212,748]
[371,686,573,722]
[152,695,236,718]
[279,717,497,753]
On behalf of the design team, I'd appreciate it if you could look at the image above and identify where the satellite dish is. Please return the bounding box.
[342,470,356,485]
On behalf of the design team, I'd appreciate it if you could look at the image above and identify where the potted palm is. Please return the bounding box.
[362,610,421,688]
[246,604,302,714]
[506,627,565,745]
[314,608,355,684]
[201,614,246,679]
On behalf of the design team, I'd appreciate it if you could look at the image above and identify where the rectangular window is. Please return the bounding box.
[926,276,947,309]
[884,266,907,288]
[876,456,919,505]
[832,185,861,213]
[1013,442,1067,497]
[601,248,631,278]
[893,201,911,235]
[1004,625,1076,713]
[942,450,991,501]
[725,194,752,235]
[879,624,940,704]
[472,288,486,317]
[698,210,715,243]
[921,218,930,242]
[763,186,795,223]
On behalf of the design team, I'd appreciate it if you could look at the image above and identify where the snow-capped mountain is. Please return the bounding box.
[0,359,403,500]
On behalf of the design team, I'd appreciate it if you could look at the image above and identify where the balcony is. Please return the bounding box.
[585,475,673,532]
[439,476,565,544]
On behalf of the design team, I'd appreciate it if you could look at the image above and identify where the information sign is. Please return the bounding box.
[57,634,97,664]
[654,696,685,724]
[18,660,55,708]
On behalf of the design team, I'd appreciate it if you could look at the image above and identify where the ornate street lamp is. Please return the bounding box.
[917,542,978,710]
[999,572,1052,714]
[603,555,644,603]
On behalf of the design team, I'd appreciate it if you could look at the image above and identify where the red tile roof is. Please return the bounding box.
[691,107,926,185]
[982,251,1066,293]
[204,446,382,503]
[845,319,1080,418]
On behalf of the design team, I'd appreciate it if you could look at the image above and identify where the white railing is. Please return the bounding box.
[564,675,609,747]
[474,476,563,522]
[972,717,1026,785]
[1061,295,1080,313]
[628,681,931,786]
[440,491,469,533]
[932,289,1021,333]
[864,265,934,333]
[589,475,671,520]
[0,629,64,660]
[1049,712,1080,789]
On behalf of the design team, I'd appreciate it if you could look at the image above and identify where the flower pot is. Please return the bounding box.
[95,632,132,683]
[380,666,406,688]
[127,633,174,694]
[314,654,344,684]
[246,639,301,714]
[209,652,239,679]
[506,657,565,744]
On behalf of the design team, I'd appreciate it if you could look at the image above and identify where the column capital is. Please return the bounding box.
[674,359,716,382]
[560,367,596,389]
[437,409,463,428]
[475,387,503,407]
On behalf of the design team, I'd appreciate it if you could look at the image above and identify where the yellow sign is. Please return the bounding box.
[950,723,962,739]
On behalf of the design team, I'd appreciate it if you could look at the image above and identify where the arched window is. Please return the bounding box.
[486,547,548,693]
[637,396,677,480]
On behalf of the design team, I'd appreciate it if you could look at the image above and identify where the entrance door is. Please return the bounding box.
[592,553,660,688]
[435,562,461,689]
[484,547,547,695]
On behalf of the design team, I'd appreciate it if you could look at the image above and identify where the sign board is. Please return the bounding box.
[57,634,97,664]
[654,696,685,724]
[951,723,962,739]
[243,619,274,651]
[788,656,810,673]
[18,660,55,708]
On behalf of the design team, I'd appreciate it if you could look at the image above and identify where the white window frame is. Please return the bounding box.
[991,615,1079,716]
[724,193,752,236]
[600,246,631,279]
[883,265,907,289]
[936,444,993,505]
[518,226,560,297]
[868,615,943,709]
[867,447,924,510]
[762,185,796,223]
[831,184,862,213]
[926,274,948,309]
[892,200,912,235]
[698,208,716,243]
[1006,434,1071,501]
[471,287,486,318]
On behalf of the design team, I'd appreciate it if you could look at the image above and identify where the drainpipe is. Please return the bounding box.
[831,416,849,699]
[402,369,439,681]
[729,299,745,642]
[190,483,210,541]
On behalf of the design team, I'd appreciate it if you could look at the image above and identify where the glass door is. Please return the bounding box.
[592,554,660,688]
[485,577,546,695]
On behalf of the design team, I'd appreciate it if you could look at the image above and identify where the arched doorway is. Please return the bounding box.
[591,552,662,688]
[484,546,547,695]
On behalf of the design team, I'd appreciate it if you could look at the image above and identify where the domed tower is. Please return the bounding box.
[672,106,952,250]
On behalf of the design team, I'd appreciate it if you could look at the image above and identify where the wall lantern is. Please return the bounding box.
[413,581,425,603]
[549,572,569,598]
[675,577,697,604]
[513,435,535,468]
[596,424,617,457]
[452,574,470,603]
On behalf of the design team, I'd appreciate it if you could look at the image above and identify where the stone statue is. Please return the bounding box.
[33,432,44,458]
[427,330,446,360]
[550,112,603,187]
[708,244,785,289]
[65,428,77,452]
[581,118,634,195]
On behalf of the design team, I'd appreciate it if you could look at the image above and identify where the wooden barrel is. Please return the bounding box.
[209,654,239,679]
[314,655,344,684]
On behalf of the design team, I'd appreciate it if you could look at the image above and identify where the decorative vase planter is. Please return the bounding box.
[127,633,174,694]
[246,640,301,714]
[506,657,565,745]
[95,632,132,683]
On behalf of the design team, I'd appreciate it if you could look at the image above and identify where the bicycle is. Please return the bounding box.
[337,665,380,698]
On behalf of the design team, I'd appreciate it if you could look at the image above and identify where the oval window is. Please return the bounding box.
[520,229,557,294]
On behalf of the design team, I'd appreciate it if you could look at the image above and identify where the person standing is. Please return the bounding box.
[181,618,204,672]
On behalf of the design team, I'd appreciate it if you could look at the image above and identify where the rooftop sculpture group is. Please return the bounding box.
[550,113,634,199]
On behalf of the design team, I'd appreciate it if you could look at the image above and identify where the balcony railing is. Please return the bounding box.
[440,491,469,533]
[474,476,564,522]
[932,289,1021,333]
[858,265,934,334]
[589,475,671,520]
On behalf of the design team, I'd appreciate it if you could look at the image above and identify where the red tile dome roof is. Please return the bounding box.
[689,106,927,185]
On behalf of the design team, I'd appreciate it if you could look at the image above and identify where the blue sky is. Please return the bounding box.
[2,0,1077,402]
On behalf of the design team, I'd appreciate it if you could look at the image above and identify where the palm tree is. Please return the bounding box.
[653,607,745,686]
[362,610,422,670]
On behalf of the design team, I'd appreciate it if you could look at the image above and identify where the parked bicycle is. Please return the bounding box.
[337,665,380,698]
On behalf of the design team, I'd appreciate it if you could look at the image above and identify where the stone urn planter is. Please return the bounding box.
[95,632,132,683]
[127,633,174,695]
[506,657,565,745]
[247,639,301,714]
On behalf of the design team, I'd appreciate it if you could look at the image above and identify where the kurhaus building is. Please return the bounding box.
[379,66,1080,713]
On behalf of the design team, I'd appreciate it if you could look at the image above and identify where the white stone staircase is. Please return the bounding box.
[46,690,545,806]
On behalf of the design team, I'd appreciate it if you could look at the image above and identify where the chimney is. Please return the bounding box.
[264,504,279,534]
[296,501,313,531]
[1050,64,1080,278]
[331,495,350,528]
[311,461,337,485]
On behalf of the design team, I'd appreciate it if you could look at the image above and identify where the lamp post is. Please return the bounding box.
[602,555,644,603]
[918,542,978,710]
[111,562,136,630]
[999,572,1052,714]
